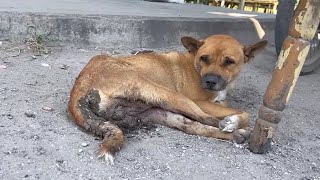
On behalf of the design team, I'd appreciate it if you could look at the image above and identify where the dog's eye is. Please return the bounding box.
[200,55,209,63]
[223,57,235,66]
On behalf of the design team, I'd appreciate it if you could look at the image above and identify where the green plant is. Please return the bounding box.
[24,26,51,55]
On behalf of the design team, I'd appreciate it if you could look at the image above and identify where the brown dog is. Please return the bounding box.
[68,35,267,165]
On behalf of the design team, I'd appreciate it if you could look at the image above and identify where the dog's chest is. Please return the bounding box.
[212,90,227,103]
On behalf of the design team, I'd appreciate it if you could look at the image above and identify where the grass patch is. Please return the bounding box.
[24,26,51,55]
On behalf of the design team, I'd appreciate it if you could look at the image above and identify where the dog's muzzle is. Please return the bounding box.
[201,74,227,91]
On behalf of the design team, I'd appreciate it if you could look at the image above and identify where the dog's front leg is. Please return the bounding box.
[194,101,249,132]
[158,92,222,127]
[145,108,250,144]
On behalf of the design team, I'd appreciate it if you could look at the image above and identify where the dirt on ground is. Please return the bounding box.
[0,40,319,180]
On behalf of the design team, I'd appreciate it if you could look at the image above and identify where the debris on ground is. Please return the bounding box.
[11,49,21,57]
[131,50,154,55]
[79,49,89,53]
[42,107,54,112]
[24,26,51,55]
[0,65,7,69]
[59,64,69,70]
[112,50,120,55]
[41,63,49,67]
[6,114,13,119]
[81,143,89,147]
[25,111,36,118]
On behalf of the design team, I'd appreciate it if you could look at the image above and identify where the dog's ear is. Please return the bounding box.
[243,40,268,63]
[181,36,204,54]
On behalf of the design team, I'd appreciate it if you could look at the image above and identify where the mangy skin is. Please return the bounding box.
[68,34,267,164]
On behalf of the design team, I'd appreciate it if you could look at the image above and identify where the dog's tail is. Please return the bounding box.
[68,86,124,165]
[67,56,124,165]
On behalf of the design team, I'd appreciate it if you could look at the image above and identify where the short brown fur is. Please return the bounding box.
[68,35,267,164]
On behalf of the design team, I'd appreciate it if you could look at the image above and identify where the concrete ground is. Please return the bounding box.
[0,0,319,180]
[0,40,320,180]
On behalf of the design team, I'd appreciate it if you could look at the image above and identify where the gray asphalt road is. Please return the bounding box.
[0,40,319,179]
[0,0,274,19]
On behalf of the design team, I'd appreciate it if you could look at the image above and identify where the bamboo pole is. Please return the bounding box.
[249,0,320,153]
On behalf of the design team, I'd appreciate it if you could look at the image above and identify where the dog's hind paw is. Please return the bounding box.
[219,115,239,132]
[98,151,114,165]
[233,128,252,144]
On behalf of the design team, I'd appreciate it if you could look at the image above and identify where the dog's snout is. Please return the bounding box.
[205,76,219,88]
[202,74,226,91]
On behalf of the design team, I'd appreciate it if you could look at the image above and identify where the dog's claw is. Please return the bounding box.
[219,115,240,132]
[98,151,114,165]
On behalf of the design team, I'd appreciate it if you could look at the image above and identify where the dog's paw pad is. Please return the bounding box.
[98,151,114,165]
[219,115,239,132]
[233,129,252,144]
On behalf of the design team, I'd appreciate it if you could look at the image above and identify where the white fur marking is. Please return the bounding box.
[99,152,114,165]
[98,90,109,111]
[104,153,114,165]
[213,90,227,103]
[219,115,240,132]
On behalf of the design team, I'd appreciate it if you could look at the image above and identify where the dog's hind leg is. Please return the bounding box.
[68,90,124,165]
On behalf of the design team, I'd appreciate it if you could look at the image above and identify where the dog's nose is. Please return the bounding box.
[202,74,226,91]
[205,77,218,88]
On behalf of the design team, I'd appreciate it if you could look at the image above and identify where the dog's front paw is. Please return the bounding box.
[98,150,115,165]
[233,128,252,144]
[219,115,240,132]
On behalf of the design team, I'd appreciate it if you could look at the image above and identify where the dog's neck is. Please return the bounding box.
[182,52,195,64]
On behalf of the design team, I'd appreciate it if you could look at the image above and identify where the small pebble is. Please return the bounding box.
[60,64,69,70]
[81,143,89,147]
[7,114,13,119]
[42,107,54,112]
[112,50,120,55]
[56,159,64,164]
[41,63,49,67]
[0,65,7,69]
[25,112,36,118]
[79,49,88,52]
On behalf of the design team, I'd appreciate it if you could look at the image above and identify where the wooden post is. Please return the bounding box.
[239,0,245,10]
[220,0,225,7]
[252,3,257,12]
[249,0,320,154]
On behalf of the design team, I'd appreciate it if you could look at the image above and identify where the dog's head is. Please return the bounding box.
[181,35,267,91]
